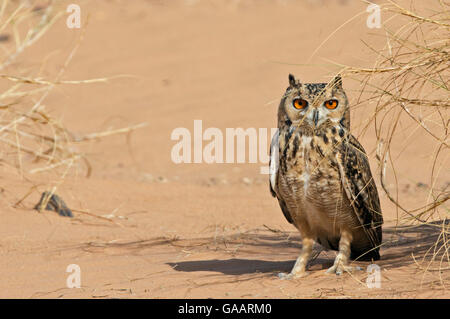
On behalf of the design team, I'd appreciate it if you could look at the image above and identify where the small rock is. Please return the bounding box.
[0,34,10,42]
[35,192,73,218]
[157,176,168,183]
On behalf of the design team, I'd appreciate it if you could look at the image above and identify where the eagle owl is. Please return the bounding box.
[269,74,383,277]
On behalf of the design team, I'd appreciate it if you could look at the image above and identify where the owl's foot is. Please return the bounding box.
[325,263,362,276]
[277,271,307,280]
[326,230,361,275]
[278,237,313,280]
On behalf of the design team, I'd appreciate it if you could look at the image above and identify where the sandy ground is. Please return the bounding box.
[0,0,448,298]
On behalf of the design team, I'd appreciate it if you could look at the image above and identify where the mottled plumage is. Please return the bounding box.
[270,74,383,277]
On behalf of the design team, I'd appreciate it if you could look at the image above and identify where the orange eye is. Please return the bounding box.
[293,98,308,109]
[324,99,339,109]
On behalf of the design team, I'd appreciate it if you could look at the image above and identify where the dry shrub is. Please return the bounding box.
[0,1,88,181]
[0,1,144,193]
[340,1,448,276]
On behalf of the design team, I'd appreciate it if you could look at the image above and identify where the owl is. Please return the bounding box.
[269,74,383,277]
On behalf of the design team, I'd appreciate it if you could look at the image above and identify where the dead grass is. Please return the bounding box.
[0,1,145,207]
[337,0,449,280]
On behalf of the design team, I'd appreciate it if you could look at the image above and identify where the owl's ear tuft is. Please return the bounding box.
[330,74,343,90]
[288,74,300,88]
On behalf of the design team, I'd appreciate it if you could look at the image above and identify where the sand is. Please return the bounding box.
[0,0,448,298]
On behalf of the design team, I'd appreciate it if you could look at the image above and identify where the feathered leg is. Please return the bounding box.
[326,229,360,275]
[278,237,314,279]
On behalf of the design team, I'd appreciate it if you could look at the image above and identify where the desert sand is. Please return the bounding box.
[0,0,448,298]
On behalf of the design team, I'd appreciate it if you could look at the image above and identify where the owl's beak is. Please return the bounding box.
[312,109,319,126]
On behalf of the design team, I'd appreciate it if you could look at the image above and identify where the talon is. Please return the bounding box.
[326,265,337,274]
[277,271,307,280]
[326,264,360,275]
[277,272,292,280]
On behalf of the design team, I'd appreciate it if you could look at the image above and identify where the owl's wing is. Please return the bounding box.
[269,130,293,224]
[269,130,279,197]
[336,134,383,259]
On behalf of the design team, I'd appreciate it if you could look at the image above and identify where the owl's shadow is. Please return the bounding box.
[167,252,345,276]
[168,258,295,276]
[167,221,446,276]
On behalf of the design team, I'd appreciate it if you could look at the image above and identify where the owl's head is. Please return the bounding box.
[278,74,350,130]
